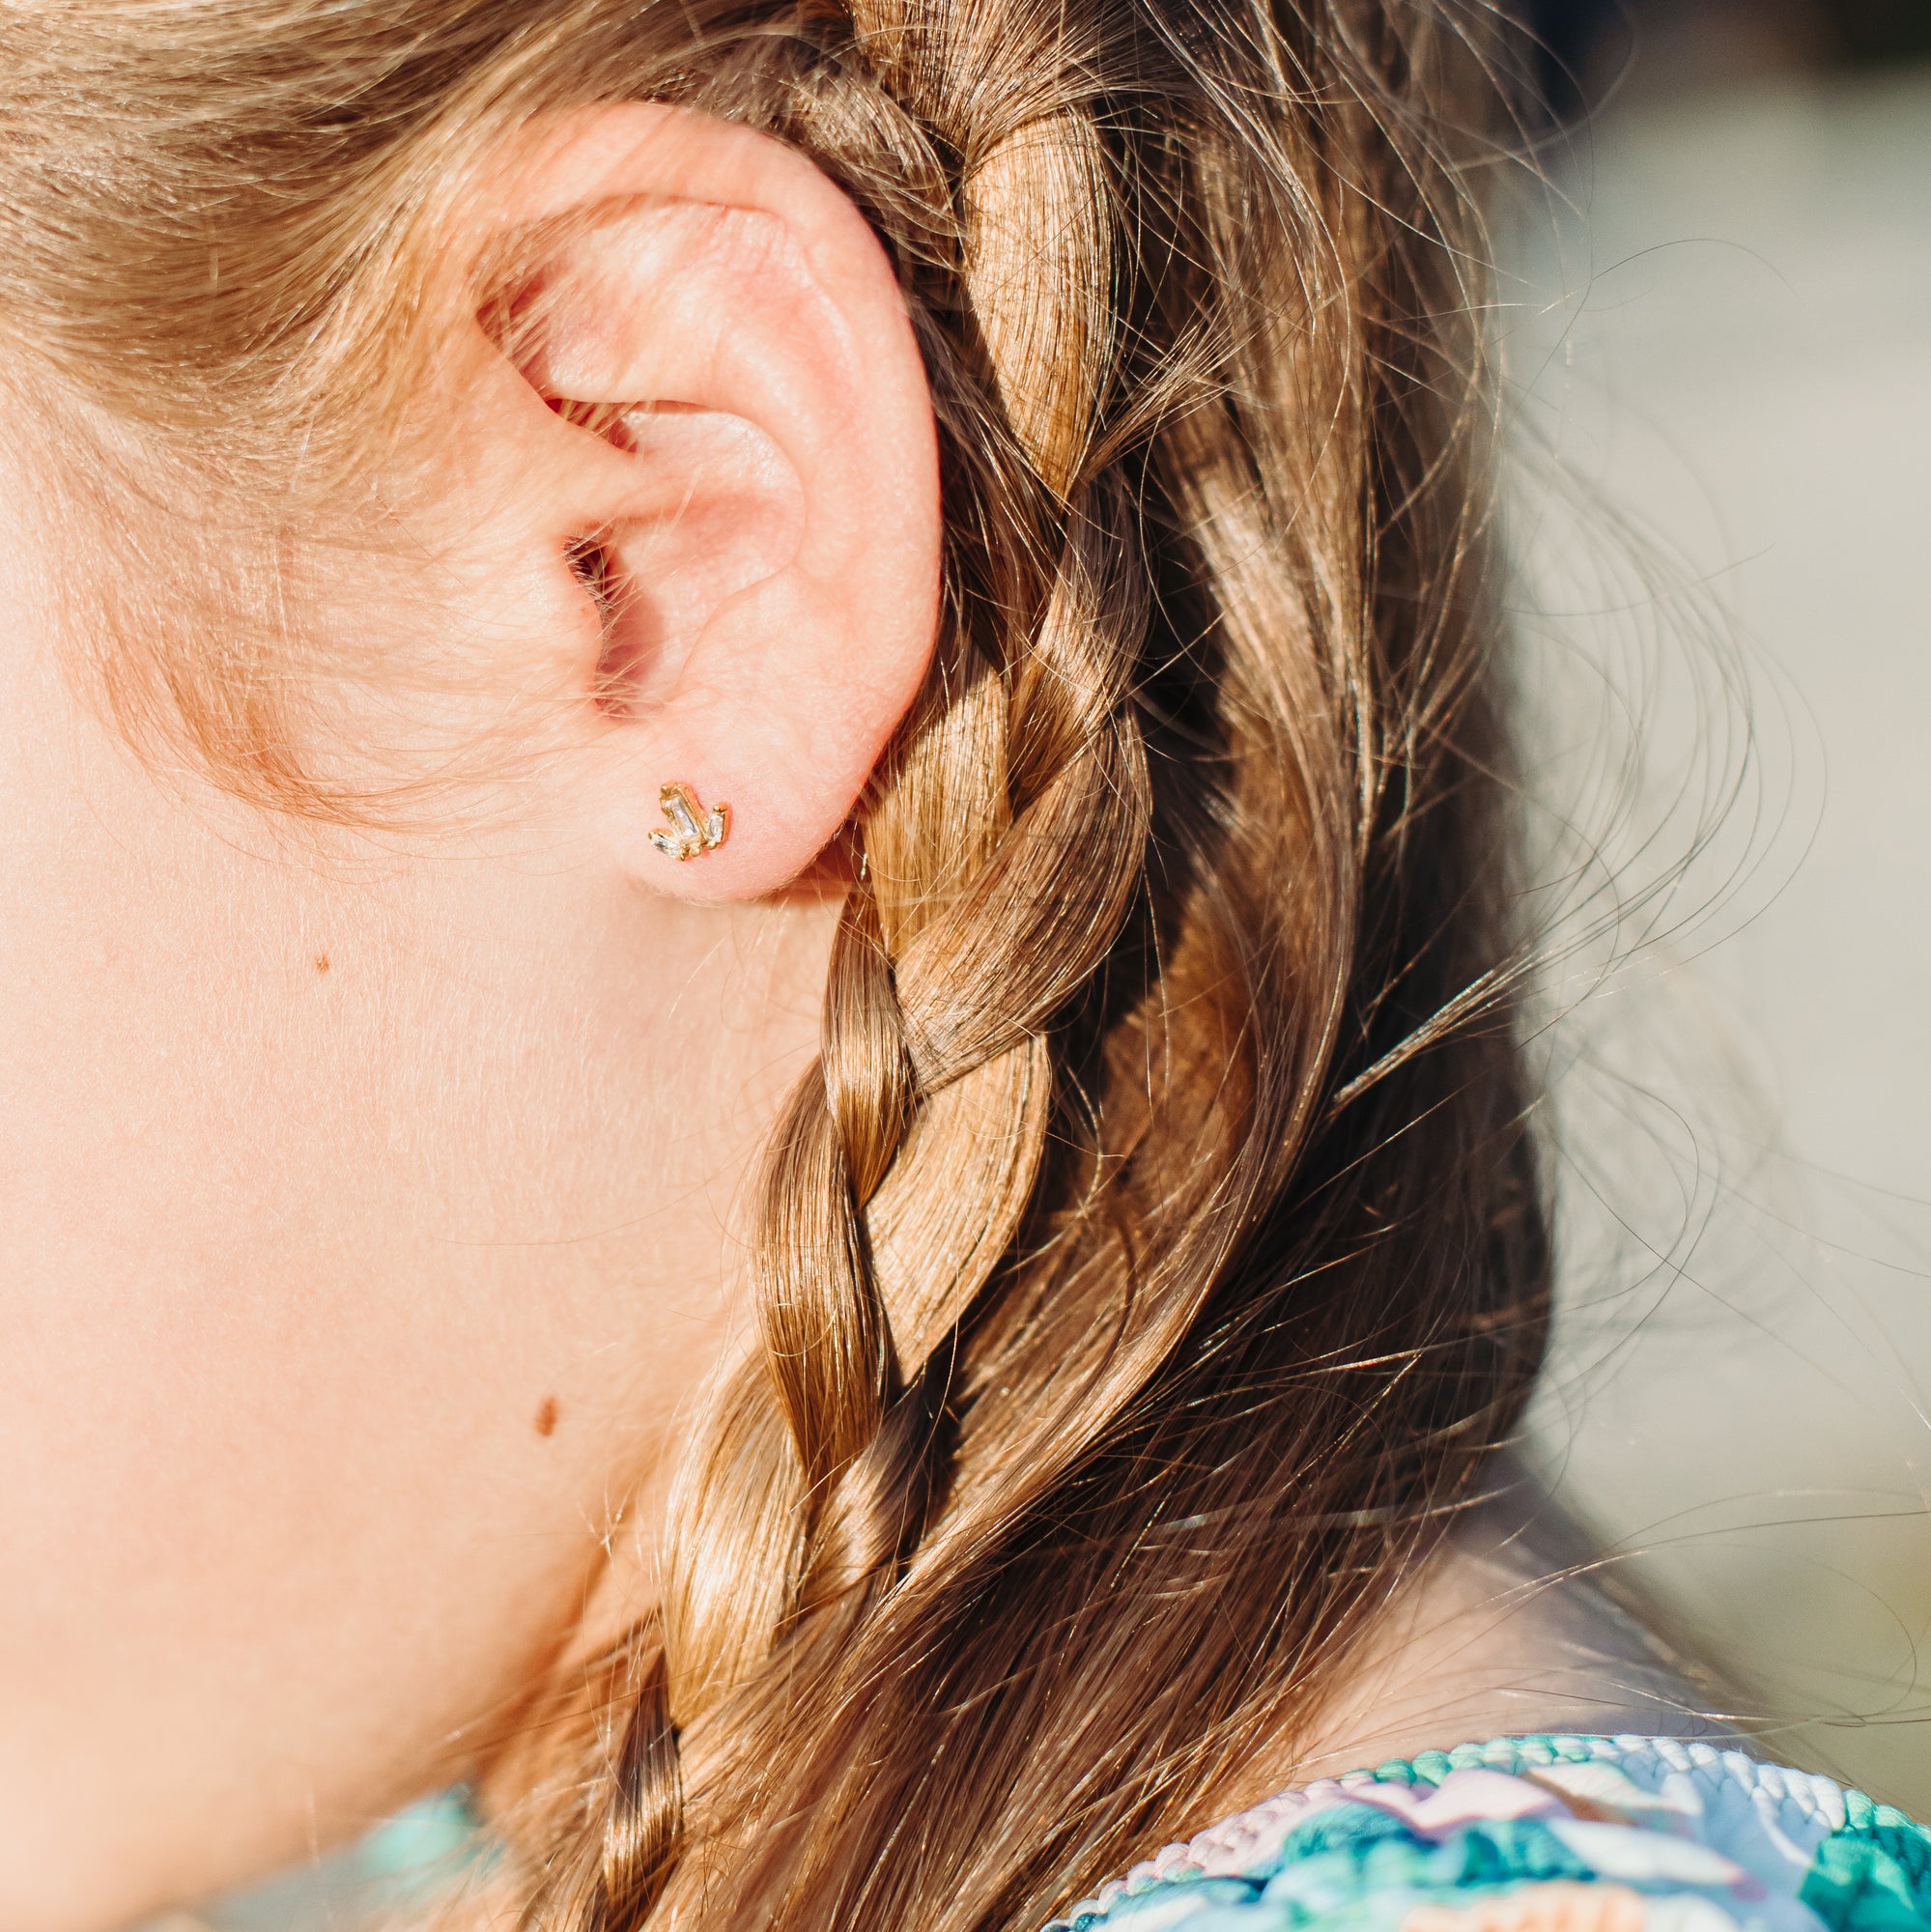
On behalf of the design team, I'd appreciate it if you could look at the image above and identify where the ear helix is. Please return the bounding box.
[649,781,731,862]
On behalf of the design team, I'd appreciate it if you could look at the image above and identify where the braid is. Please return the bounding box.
[593,1646,681,1932]
[554,17,1163,1924]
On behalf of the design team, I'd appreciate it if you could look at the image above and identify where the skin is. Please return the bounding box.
[0,106,1707,1932]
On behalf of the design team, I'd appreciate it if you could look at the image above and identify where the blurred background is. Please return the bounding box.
[157,2,1931,1924]
[1507,0,1931,1818]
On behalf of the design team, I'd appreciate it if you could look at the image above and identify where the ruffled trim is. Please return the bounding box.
[1043,1735,1920,1932]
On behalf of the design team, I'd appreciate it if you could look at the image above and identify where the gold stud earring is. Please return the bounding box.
[650,781,730,861]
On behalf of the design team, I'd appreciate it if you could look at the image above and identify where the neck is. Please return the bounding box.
[1219,1457,1731,1814]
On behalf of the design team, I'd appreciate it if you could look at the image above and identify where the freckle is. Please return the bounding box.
[534,1396,559,1438]
[313,953,330,974]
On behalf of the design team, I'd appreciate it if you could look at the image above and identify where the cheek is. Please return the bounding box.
[0,575,728,1923]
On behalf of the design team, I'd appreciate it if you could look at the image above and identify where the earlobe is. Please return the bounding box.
[484,107,941,901]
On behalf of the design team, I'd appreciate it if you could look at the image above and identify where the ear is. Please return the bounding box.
[463,105,940,899]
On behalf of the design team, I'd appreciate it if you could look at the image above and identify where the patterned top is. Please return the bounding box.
[1045,1736,1931,1932]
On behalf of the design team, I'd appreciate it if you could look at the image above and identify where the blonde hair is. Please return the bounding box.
[0,4,1549,1930]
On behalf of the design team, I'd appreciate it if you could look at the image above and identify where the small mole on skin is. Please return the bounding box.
[313,953,330,974]
[534,1395,560,1438]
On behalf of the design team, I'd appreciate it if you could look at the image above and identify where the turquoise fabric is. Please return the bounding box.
[1044,1738,1931,1932]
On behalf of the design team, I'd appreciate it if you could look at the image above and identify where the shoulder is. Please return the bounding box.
[1045,1737,1931,1932]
